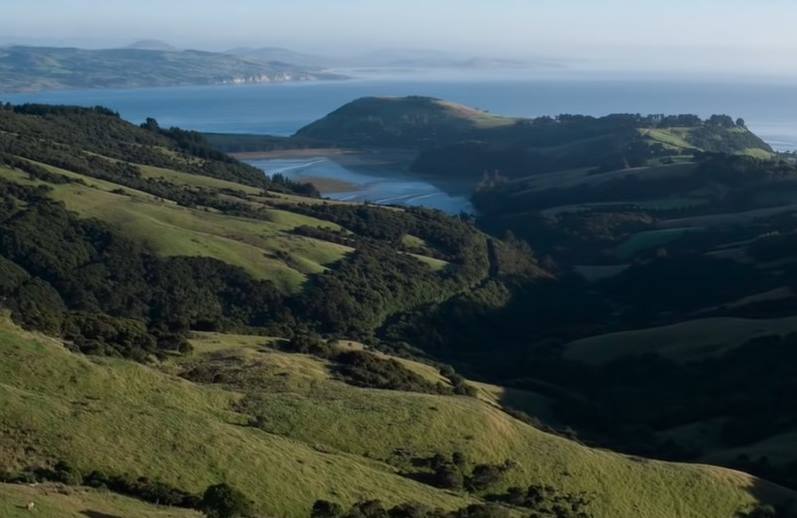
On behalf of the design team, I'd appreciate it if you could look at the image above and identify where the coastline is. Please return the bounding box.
[232,148,418,170]
[237,147,474,197]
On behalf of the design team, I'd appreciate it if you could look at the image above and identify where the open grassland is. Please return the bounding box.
[3,157,446,291]
[658,203,797,229]
[435,100,518,129]
[743,147,776,159]
[639,128,694,150]
[138,163,263,194]
[406,252,449,271]
[0,166,38,186]
[640,127,772,159]
[1,160,353,292]
[563,316,797,365]
[661,422,797,471]
[615,227,700,258]
[48,183,351,292]
[0,319,473,517]
[514,163,698,195]
[0,483,200,518]
[0,320,788,517]
[170,332,788,518]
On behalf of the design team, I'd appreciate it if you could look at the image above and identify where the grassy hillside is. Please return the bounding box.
[0,483,200,518]
[0,45,344,93]
[50,176,350,292]
[0,105,454,293]
[563,316,797,365]
[0,317,474,516]
[284,97,773,189]
[0,318,790,517]
[294,96,516,147]
[0,158,350,292]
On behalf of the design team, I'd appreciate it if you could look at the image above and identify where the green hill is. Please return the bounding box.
[0,317,791,518]
[285,97,772,183]
[0,103,492,343]
[294,96,517,147]
[0,483,200,518]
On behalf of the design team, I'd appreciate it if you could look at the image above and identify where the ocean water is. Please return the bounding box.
[5,76,797,148]
[5,75,797,212]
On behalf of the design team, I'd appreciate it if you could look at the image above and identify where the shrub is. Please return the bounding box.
[312,500,344,518]
[322,499,511,518]
[200,483,254,518]
[9,278,66,334]
[285,331,336,358]
[465,462,512,492]
[335,350,447,394]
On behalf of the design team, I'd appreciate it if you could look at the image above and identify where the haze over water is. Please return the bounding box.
[7,74,797,213]
[5,76,797,150]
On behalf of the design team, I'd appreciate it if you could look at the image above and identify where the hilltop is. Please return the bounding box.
[294,96,517,147]
[126,39,179,52]
[287,96,772,179]
[0,45,346,93]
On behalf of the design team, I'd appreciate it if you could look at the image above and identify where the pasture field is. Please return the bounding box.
[563,316,797,365]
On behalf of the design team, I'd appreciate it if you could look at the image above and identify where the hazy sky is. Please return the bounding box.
[3,0,796,77]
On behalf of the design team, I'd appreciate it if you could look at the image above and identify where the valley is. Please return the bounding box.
[1,100,797,517]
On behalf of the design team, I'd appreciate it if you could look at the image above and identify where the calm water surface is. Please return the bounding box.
[249,156,473,213]
[5,76,797,213]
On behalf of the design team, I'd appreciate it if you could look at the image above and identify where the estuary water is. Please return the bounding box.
[247,156,474,213]
[5,74,797,213]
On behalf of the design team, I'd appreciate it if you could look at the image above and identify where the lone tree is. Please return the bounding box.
[312,500,343,518]
[200,483,253,518]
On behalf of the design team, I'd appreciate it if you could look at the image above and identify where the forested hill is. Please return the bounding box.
[290,96,772,180]
[0,101,522,354]
[294,96,520,147]
[0,45,345,93]
[0,103,314,191]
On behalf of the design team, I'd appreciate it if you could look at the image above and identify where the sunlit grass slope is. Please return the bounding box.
[1,319,791,517]
[0,483,200,518]
[1,160,352,292]
[173,332,788,518]
[3,156,448,292]
[0,318,474,517]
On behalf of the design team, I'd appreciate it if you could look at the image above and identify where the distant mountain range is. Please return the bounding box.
[125,39,178,52]
[225,46,330,68]
[0,44,346,93]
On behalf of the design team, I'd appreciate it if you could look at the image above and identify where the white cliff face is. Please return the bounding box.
[0,45,348,92]
[220,72,322,85]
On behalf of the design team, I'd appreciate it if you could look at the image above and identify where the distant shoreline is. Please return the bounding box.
[240,148,475,201]
[237,148,415,194]
[298,176,358,193]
